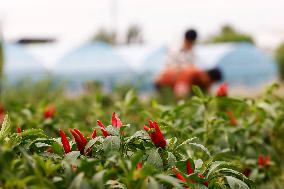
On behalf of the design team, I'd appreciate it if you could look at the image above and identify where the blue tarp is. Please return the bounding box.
[55,42,134,88]
[3,43,47,83]
[217,43,278,86]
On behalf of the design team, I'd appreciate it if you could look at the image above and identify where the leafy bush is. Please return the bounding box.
[0,82,283,188]
[275,42,284,80]
[208,25,254,44]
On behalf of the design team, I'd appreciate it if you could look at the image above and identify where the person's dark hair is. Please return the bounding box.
[206,68,223,82]
[185,29,198,42]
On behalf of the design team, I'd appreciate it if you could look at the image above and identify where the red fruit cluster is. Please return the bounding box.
[60,128,97,154]
[60,112,122,154]
[144,120,167,148]
[97,112,123,137]
[216,82,228,97]
[97,120,109,137]
[44,105,56,119]
[173,160,209,187]
[69,128,88,154]
[258,154,270,167]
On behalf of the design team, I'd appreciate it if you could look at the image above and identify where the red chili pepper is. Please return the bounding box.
[44,105,56,119]
[174,161,209,187]
[73,128,87,146]
[258,154,270,167]
[91,129,97,139]
[112,112,122,128]
[97,120,109,137]
[144,120,166,148]
[70,129,86,154]
[17,127,22,134]
[60,129,71,154]
[144,125,150,132]
[186,160,194,174]
[258,154,265,167]
[136,162,142,170]
[264,155,271,167]
[0,105,5,124]
[173,167,187,183]
[216,82,228,97]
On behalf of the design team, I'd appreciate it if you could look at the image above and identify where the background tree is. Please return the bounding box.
[275,42,284,80]
[93,28,117,45]
[125,25,143,44]
[208,25,254,44]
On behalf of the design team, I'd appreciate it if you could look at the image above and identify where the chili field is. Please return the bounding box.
[0,82,283,189]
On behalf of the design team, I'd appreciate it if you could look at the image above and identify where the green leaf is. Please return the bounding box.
[84,137,103,154]
[126,130,149,143]
[176,138,211,157]
[103,136,120,153]
[92,170,106,189]
[206,161,230,178]
[64,151,81,165]
[155,174,183,188]
[146,149,163,170]
[167,152,176,168]
[68,172,84,189]
[192,85,204,98]
[0,115,13,142]
[147,177,159,189]
[188,142,211,156]
[28,138,56,151]
[106,126,119,136]
[176,137,197,149]
[6,133,21,148]
[226,176,250,189]
[106,180,126,189]
[166,137,178,150]
[21,129,47,140]
[124,90,136,106]
[130,151,145,171]
[216,168,255,188]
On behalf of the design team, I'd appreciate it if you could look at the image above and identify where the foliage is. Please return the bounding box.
[207,25,254,44]
[0,81,283,188]
[125,25,144,44]
[93,28,117,45]
[275,42,284,80]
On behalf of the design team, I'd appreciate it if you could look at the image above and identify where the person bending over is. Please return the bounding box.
[155,65,222,98]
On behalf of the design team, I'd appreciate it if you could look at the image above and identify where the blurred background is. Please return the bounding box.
[0,0,284,96]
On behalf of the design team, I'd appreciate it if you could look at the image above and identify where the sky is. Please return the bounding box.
[0,0,284,49]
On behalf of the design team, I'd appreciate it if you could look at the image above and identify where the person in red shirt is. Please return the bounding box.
[155,64,222,97]
[155,29,223,98]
